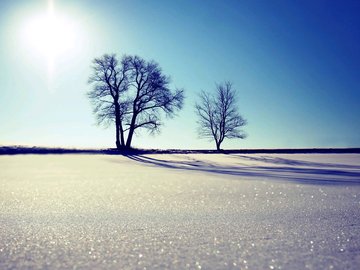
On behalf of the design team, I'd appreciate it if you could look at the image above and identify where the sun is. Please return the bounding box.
[22,1,77,73]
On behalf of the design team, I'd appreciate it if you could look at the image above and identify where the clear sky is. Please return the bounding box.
[1,0,359,149]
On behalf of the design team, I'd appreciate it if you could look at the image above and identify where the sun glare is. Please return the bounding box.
[22,1,78,77]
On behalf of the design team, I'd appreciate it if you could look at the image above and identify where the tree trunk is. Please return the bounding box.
[114,103,122,149]
[115,126,121,149]
[125,113,137,149]
[125,127,135,149]
[216,141,221,151]
[119,123,125,147]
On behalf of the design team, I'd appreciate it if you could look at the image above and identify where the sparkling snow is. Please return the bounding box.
[0,153,360,269]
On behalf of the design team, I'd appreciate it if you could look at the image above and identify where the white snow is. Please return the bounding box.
[0,153,360,269]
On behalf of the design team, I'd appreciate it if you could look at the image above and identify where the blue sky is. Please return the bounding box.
[0,0,359,149]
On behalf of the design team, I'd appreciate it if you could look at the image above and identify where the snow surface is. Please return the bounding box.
[0,153,360,269]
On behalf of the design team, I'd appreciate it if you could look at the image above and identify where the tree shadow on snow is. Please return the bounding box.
[124,154,360,186]
[228,154,360,170]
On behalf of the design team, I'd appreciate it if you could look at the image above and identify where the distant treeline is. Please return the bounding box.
[1,146,359,155]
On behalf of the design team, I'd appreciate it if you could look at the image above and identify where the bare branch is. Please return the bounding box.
[124,55,185,148]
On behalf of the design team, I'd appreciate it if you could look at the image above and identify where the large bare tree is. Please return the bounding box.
[88,54,130,149]
[88,54,184,150]
[124,56,184,148]
[195,81,247,151]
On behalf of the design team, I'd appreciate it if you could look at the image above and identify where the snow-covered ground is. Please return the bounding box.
[0,153,359,269]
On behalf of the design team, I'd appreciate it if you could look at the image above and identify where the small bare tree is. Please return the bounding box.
[195,82,247,151]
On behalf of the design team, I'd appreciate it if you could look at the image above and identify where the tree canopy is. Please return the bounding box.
[88,54,184,149]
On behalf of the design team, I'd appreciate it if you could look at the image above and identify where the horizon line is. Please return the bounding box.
[1,145,359,155]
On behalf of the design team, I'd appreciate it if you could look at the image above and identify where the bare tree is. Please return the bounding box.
[124,56,184,148]
[195,82,247,151]
[88,54,184,150]
[88,54,130,149]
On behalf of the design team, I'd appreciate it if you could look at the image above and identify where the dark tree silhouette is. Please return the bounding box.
[195,81,247,151]
[88,54,184,150]
[88,54,130,149]
[124,56,184,148]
